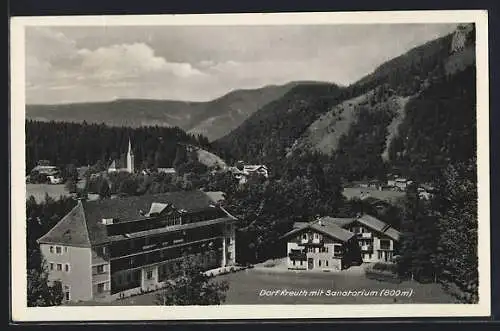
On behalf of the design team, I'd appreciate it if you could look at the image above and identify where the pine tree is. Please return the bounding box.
[434,157,478,302]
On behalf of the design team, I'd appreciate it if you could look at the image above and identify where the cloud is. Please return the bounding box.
[26,28,206,103]
[78,43,205,81]
[25,24,458,104]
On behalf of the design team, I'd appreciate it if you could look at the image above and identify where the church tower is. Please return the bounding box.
[126,138,134,173]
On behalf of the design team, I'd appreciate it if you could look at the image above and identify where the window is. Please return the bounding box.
[65,264,70,272]
[97,283,105,293]
[313,233,318,239]
[64,247,68,253]
[56,246,62,254]
[300,260,303,266]
[302,234,307,240]
[333,245,343,257]
[57,264,62,271]
[64,285,70,301]
[319,260,322,267]
[326,260,329,267]
[292,260,296,266]
[97,265,105,274]
[147,270,153,280]
[380,239,391,250]
[50,263,54,271]
[49,246,54,253]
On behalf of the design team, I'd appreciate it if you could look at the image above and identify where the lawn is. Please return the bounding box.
[26,180,87,203]
[343,187,405,202]
[75,267,456,306]
[26,184,70,203]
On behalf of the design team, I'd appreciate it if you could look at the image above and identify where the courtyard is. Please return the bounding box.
[70,260,456,306]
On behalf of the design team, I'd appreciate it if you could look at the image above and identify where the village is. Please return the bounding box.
[25,136,453,306]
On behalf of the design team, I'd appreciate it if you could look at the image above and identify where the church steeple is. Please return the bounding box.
[127,137,134,173]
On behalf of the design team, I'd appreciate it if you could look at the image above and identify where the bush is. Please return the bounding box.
[372,262,397,273]
[263,260,277,268]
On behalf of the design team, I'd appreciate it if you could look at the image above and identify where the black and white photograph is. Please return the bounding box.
[10,10,490,321]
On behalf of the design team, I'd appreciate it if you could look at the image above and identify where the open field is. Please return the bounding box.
[342,187,405,202]
[26,184,70,203]
[70,265,455,306]
[26,181,86,203]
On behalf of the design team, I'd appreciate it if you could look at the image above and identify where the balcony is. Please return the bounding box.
[300,238,324,246]
[361,245,373,251]
[288,250,307,261]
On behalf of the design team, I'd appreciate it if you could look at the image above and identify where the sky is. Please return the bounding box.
[25,23,458,104]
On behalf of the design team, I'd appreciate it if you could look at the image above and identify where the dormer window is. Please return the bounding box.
[102,218,114,225]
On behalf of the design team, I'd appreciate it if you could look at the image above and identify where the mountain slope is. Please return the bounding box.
[186,83,298,140]
[289,87,410,158]
[26,83,296,141]
[218,24,476,182]
[216,82,344,167]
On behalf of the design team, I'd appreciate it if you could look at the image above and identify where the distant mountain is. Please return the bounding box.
[26,83,297,141]
[217,24,476,182]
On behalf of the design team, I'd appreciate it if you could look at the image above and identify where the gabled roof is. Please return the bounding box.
[327,214,401,241]
[293,222,309,229]
[282,218,355,243]
[355,214,401,241]
[108,154,127,170]
[37,191,235,247]
[37,201,91,247]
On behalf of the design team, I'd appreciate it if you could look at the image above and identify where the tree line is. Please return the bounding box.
[26,120,211,172]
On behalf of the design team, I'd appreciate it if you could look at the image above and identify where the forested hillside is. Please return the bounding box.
[25,120,211,172]
[388,66,476,182]
[216,82,343,170]
[218,24,476,183]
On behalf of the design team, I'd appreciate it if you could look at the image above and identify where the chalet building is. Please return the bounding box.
[282,214,401,270]
[108,138,135,173]
[281,218,362,271]
[37,190,237,303]
[230,161,269,185]
[331,214,400,263]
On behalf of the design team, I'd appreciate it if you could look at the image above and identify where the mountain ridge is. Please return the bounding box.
[26,81,309,141]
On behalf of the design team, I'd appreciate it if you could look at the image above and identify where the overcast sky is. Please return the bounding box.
[26,24,457,104]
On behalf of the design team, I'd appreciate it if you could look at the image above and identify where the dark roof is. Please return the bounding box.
[38,191,235,246]
[37,202,91,247]
[355,214,400,241]
[326,214,401,241]
[282,218,355,243]
[324,217,356,228]
[293,222,309,229]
